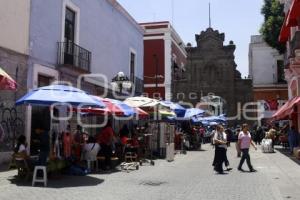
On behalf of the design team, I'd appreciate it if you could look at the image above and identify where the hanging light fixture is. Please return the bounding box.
[111,71,132,93]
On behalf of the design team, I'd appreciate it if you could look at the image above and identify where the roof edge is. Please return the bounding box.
[106,0,144,34]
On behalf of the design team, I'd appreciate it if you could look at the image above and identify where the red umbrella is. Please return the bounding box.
[90,96,150,118]
[0,67,17,90]
[134,107,149,119]
[91,96,125,116]
[71,107,111,115]
[102,98,125,116]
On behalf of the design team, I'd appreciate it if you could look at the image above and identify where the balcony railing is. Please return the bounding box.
[134,76,144,95]
[57,41,91,72]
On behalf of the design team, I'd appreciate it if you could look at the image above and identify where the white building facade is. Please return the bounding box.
[248,35,288,124]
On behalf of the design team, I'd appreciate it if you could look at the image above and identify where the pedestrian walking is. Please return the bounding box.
[237,124,257,172]
[212,125,228,174]
[223,127,232,171]
[225,128,232,147]
[235,127,241,157]
[255,126,263,145]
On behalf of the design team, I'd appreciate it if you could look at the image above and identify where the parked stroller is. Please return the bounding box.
[139,133,155,166]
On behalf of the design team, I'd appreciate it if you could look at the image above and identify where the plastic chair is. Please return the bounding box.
[32,166,47,187]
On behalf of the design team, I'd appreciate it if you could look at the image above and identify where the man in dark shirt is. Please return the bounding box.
[36,128,50,166]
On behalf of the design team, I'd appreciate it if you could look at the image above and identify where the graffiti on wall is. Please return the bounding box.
[0,103,24,152]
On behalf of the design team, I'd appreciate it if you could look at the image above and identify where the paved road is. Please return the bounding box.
[0,144,300,200]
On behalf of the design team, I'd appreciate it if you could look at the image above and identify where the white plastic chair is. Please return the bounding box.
[32,166,47,187]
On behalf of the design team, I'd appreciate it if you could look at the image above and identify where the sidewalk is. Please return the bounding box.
[0,144,299,200]
[260,146,300,199]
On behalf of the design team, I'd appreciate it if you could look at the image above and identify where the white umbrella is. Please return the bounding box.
[124,96,159,108]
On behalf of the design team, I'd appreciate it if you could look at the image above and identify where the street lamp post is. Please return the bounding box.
[153,54,161,157]
[111,71,132,96]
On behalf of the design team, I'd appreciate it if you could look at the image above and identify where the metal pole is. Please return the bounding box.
[209,2,211,28]
[172,60,175,102]
[153,54,160,157]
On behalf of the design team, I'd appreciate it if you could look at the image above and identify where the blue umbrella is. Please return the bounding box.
[182,108,205,119]
[16,84,105,107]
[160,101,186,117]
[192,115,226,123]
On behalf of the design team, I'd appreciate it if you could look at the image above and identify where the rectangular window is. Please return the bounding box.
[38,74,51,87]
[65,7,75,42]
[130,52,135,83]
[277,60,286,83]
[64,7,76,66]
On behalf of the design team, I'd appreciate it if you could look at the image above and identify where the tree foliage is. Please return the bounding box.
[260,0,286,54]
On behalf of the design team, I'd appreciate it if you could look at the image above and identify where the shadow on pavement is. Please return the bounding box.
[186,149,207,152]
[90,168,122,175]
[215,172,229,175]
[0,162,12,172]
[275,146,300,166]
[7,174,104,188]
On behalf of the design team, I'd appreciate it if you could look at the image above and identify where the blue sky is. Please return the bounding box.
[117,0,264,77]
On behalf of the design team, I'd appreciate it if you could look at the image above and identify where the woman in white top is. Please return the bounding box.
[83,136,100,161]
[14,135,35,170]
[14,135,29,161]
[237,124,257,172]
[212,125,228,174]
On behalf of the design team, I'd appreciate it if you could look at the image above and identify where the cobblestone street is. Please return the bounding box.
[1,144,300,200]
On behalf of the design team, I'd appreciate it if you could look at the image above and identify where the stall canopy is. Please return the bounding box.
[160,101,186,117]
[16,84,105,107]
[124,97,182,119]
[272,97,300,120]
[124,96,159,108]
[279,0,300,43]
[279,10,291,43]
[0,67,17,90]
[133,107,149,119]
[180,108,206,120]
[107,98,136,116]
[192,114,226,124]
[287,0,300,27]
[91,96,149,119]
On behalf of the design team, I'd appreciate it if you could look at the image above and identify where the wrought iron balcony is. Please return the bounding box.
[57,41,91,72]
[134,76,144,95]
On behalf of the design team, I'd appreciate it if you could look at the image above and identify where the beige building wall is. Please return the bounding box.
[0,0,30,54]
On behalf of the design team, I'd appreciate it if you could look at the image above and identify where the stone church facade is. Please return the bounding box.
[173,28,253,125]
